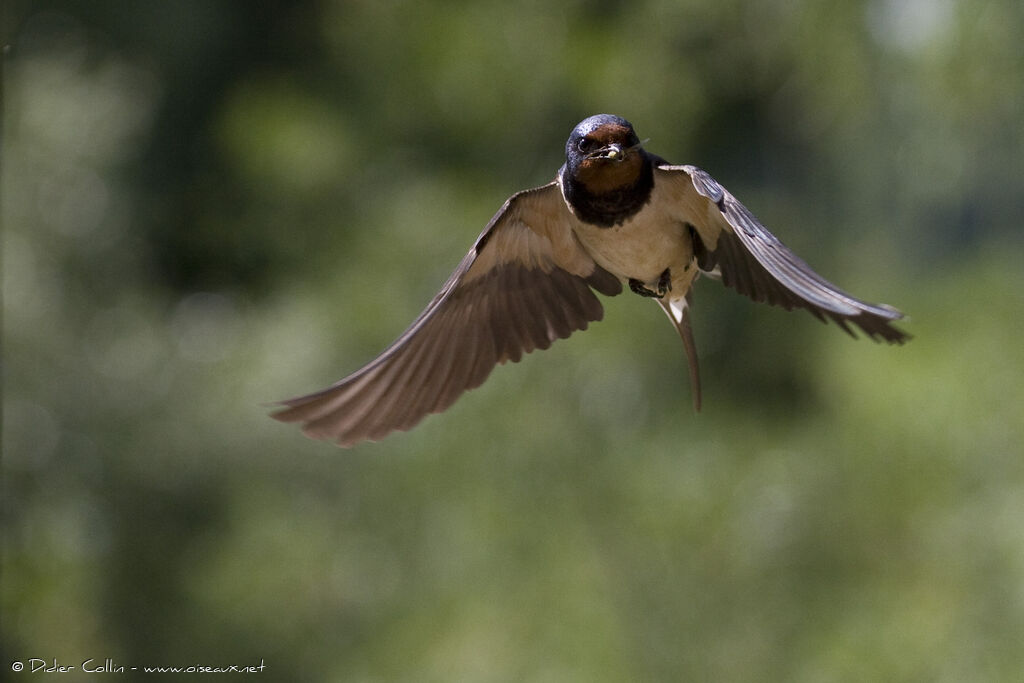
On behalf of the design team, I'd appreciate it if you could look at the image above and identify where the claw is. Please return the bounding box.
[628,268,672,299]
[657,268,672,296]
[629,278,659,297]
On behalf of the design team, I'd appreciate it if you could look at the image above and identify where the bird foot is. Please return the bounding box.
[629,269,672,299]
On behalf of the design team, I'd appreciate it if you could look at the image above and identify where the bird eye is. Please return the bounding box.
[577,137,599,153]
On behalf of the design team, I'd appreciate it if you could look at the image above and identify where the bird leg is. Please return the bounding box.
[628,268,672,299]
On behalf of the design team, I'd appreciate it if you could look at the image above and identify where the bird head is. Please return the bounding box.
[565,114,647,193]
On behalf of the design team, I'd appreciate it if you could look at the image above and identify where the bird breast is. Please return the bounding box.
[571,182,695,289]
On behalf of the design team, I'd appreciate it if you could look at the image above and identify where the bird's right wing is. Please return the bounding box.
[271,182,622,447]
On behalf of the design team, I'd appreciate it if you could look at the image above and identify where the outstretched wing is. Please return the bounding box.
[656,165,909,344]
[271,182,622,447]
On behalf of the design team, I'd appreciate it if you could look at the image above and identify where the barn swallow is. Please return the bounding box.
[272,114,908,446]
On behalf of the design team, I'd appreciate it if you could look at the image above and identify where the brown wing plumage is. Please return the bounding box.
[271,182,622,447]
[656,165,909,344]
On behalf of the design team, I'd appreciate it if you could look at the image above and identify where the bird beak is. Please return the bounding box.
[592,139,646,162]
[595,143,627,162]
[605,143,626,161]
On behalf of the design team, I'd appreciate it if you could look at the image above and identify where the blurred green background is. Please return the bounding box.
[3,0,1023,680]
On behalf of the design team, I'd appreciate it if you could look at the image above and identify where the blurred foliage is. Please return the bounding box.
[3,0,1024,680]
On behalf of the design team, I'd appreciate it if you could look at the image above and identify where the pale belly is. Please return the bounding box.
[571,199,696,292]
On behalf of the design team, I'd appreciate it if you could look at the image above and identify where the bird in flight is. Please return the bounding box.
[272,114,908,446]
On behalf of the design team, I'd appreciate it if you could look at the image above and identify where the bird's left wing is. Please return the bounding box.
[655,165,909,344]
[271,181,622,447]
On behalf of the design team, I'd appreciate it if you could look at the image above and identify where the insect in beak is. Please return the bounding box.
[596,138,647,162]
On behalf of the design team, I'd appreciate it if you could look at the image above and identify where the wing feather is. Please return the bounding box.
[272,182,623,447]
[656,165,909,344]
